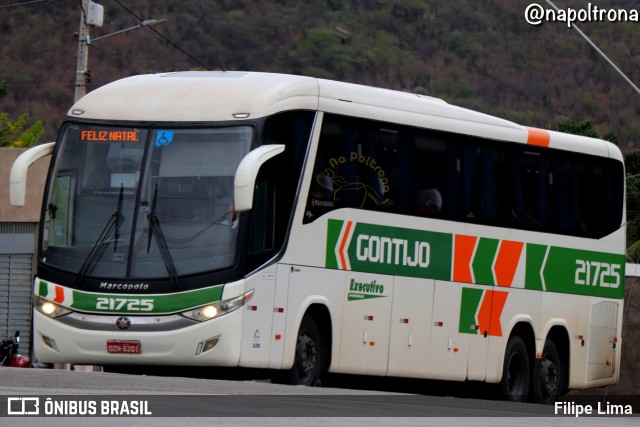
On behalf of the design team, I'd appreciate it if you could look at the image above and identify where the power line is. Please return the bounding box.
[112,0,212,70]
[544,0,640,97]
[2,74,71,79]
[5,83,75,87]
[0,0,47,8]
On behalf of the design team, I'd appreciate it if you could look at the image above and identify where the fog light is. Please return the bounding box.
[42,335,59,352]
[196,336,220,355]
[203,338,219,353]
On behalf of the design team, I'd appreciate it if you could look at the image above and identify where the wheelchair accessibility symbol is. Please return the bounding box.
[155,131,174,147]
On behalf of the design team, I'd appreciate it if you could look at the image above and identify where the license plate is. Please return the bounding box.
[107,340,141,354]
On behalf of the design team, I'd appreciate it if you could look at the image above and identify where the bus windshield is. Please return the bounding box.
[41,123,252,282]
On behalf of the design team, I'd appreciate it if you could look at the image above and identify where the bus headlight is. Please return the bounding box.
[181,289,254,322]
[34,295,72,318]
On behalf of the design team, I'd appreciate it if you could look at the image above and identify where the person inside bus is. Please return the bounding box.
[417,189,442,215]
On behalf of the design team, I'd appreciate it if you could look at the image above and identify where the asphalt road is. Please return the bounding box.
[0,367,636,426]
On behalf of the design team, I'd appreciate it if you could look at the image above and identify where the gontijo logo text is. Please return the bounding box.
[326,219,452,280]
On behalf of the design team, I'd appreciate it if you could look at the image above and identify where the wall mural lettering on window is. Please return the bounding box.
[316,151,390,209]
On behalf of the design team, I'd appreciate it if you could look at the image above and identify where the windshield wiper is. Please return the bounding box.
[75,185,124,286]
[147,184,181,289]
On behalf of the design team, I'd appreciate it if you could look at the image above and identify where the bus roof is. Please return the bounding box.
[68,71,622,161]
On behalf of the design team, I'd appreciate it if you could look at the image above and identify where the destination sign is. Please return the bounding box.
[80,129,141,142]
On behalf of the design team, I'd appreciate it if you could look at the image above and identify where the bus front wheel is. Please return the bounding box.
[500,335,530,402]
[288,316,322,386]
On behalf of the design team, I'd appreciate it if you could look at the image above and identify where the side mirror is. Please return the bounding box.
[14,331,20,343]
[10,142,55,207]
[234,144,285,211]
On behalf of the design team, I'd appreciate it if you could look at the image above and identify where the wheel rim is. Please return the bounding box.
[297,332,317,378]
[539,357,558,398]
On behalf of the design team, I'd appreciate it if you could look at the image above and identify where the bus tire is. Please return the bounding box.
[500,335,530,402]
[533,339,563,404]
[288,315,322,386]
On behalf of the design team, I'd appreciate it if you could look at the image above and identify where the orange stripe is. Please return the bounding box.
[478,290,509,337]
[494,240,524,287]
[488,291,508,337]
[477,290,493,336]
[454,235,477,283]
[527,127,550,147]
[54,286,65,304]
[338,221,353,270]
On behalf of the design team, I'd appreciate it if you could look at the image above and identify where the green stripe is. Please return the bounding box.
[36,280,224,315]
[525,244,625,298]
[347,293,386,301]
[472,238,499,286]
[71,286,224,314]
[326,219,344,269]
[38,280,49,298]
[525,244,547,291]
[459,288,483,334]
[542,247,625,299]
[323,220,625,298]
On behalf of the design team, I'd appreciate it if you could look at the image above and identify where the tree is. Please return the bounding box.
[0,80,8,98]
[552,119,617,145]
[626,151,640,262]
[0,80,44,148]
[0,112,44,148]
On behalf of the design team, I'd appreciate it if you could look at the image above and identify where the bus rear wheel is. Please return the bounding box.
[500,335,530,402]
[533,339,563,404]
[287,316,322,386]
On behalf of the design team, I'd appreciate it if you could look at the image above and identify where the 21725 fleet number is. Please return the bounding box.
[96,297,154,312]
[575,260,621,289]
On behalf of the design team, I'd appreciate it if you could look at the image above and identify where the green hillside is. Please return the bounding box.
[2,0,640,151]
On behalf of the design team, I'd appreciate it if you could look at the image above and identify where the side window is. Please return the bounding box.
[519,150,551,230]
[458,144,499,223]
[548,152,623,238]
[47,173,75,247]
[249,177,275,254]
[246,111,315,271]
[413,132,448,217]
[549,155,581,235]
[576,157,623,237]
[302,114,623,239]
[304,114,402,223]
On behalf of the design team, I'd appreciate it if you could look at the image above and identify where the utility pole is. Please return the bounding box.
[74,0,103,102]
[73,2,164,103]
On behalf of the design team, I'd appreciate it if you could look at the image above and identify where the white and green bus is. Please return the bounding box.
[10,71,625,402]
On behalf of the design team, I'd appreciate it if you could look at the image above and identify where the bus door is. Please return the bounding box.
[426,281,470,381]
[387,276,435,378]
[338,272,393,376]
[239,267,279,368]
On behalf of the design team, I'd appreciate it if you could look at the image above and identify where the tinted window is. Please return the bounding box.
[304,114,624,239]
[305,115,405,222]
